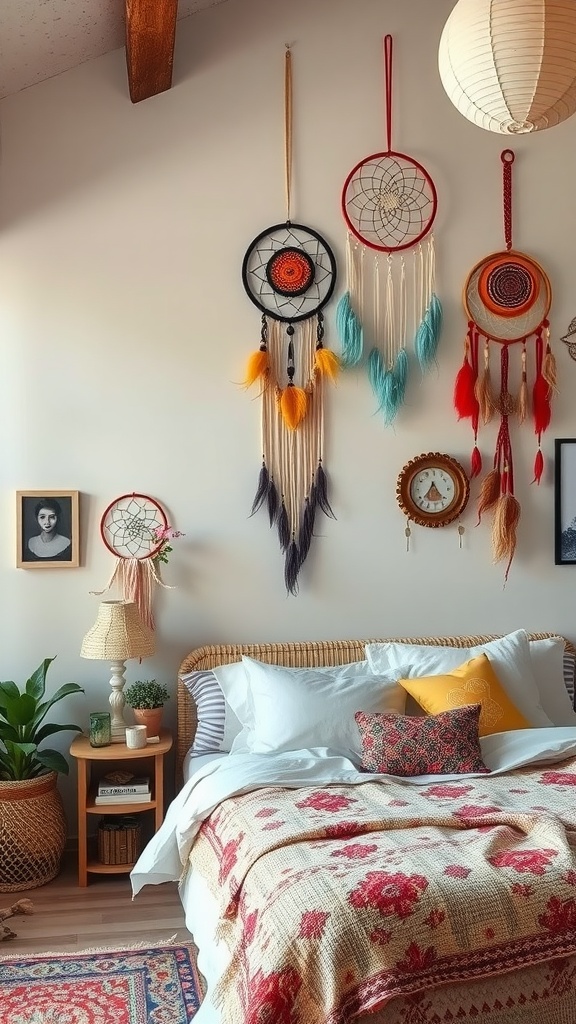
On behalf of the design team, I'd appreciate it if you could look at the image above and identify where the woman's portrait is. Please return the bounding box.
[17,490,80,569]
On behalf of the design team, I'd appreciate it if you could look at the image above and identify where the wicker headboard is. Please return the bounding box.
[176,632,574,785]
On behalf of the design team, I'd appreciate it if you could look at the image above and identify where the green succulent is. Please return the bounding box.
[0,657,84,780]
[124,679,170,710]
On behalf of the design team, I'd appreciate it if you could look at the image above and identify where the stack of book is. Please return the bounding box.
[95,774,151,805]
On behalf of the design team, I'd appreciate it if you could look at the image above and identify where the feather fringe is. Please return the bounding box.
[492,493,521,581]
[477,468,501,524]
[279,385,307,430]
[243,349,269,388]
[336,292,363,367]
[297,494,317,567]
[277,500,291,551]
[266,477,279,526]
[533,448,544,485]
[284,539,300,596]
[314,347,340,382]
[315,462,336,519]
[470,445,482,479]
[415,293,442,372]
[475,365,495,425]
[543,346,558,394]
[249,462,269,517]
[518,377,528,425]
[454,356,478,420]
[368,347,408,425]
[533,373,551,436]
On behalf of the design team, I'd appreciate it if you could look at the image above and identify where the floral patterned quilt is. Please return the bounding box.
[191,758,576,1024]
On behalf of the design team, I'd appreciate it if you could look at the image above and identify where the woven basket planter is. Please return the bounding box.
[0,771,66,892]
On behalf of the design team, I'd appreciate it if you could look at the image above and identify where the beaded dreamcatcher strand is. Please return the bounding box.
[241,48,339,595]
[454,150,556,581]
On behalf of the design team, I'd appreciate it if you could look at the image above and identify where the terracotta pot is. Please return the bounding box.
[132,707,163,738]
[0,771,66,892]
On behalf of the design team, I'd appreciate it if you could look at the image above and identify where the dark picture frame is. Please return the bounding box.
[16,490,80,569]
[554,440,576,565]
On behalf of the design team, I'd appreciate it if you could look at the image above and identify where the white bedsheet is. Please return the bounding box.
[131,727,576,895]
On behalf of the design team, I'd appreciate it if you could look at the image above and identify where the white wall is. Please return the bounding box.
[1,0,576,824]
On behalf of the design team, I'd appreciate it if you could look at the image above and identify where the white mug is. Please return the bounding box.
[125,724,147,749]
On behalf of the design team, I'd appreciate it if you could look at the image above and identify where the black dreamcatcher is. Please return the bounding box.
[241,49,339,595]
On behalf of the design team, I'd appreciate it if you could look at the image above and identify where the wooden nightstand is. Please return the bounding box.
[69,729,173,886]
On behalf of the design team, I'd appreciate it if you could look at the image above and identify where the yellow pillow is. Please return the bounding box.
[397,653,530,737]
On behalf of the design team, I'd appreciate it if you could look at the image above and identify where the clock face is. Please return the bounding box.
[409,466,456,513]
[396,453,470,528]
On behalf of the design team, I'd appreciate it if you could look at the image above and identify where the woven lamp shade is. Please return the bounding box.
[438,0,576,135]
[80,600,155,661]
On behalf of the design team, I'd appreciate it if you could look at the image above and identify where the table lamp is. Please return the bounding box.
[80,600,155,742]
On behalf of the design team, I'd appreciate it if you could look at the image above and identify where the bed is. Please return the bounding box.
[132,631,576,1024]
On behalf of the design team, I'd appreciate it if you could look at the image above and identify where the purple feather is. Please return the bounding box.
[314,462,336,520]
[277,501,291,551]
[266,477,279,526]
[284,539,300,596]
[249,461,269,517]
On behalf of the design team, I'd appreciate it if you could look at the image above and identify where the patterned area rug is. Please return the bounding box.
[0,942,203,1023]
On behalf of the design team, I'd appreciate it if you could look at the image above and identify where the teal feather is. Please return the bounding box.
[368,347,409,425]
[336,292,364,367]
[415,293,443,372]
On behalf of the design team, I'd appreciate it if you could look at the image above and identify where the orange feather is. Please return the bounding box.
[279,385,307,430]
[243,349,269,388]
[314,347,340,382]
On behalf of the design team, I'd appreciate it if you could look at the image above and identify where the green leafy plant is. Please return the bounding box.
[0,657,84,780]
[124,679,170,710]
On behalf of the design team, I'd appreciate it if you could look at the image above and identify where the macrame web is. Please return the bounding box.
[93,493,174,629]
[241,49,339,595]
[454,150,556,582]
[337,34,442,424]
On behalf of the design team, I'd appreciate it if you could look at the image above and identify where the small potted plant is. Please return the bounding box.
[124,680,169,739]
[0,657,84,891]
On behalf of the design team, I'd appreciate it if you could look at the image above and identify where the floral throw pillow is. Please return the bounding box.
[354,704,490,776]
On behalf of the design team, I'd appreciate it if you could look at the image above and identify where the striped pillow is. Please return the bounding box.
[563,652,576,710]
[181,669,244,753]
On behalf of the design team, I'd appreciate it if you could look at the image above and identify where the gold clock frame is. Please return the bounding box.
[396,452,470,528]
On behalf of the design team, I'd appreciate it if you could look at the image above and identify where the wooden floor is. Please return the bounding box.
[0,851,190,954]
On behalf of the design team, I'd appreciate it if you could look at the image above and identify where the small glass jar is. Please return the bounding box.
[89,712,111,747]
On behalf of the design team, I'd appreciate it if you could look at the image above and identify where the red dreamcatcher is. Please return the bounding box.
[92,493,177,629]
[337,35,442,424]
[454,150,556,580]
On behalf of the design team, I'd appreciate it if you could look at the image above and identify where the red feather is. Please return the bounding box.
[533,448,544,484]
[533,373,551,436]
[454,357,478,420]
[470,445,482,479]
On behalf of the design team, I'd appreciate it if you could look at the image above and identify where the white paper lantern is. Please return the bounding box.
[439,0,576,134]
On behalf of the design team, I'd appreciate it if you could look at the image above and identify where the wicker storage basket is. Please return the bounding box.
[0,771,66,892]
[98,816,142,865]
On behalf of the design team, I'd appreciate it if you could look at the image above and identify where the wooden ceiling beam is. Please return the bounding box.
[125,0,178,103]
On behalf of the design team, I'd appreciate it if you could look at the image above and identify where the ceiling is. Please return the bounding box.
[0,0,230,101]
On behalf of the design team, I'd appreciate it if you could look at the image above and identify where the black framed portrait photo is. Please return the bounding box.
[16,490,80,569]
[554,440,576,565]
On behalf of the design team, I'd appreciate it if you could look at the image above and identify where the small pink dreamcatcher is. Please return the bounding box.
[338,34,442,424]
[93,493,178,629]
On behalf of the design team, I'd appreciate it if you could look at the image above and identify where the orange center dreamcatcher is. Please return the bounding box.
[454,150,556,581]
[241,49,339,595]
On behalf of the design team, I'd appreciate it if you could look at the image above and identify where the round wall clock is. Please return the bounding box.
[396,452,470,528]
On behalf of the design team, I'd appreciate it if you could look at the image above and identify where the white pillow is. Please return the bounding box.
[529,637,576,727]
[211,660,252,753]
[365,630,552,728]
[237,657,405,760]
